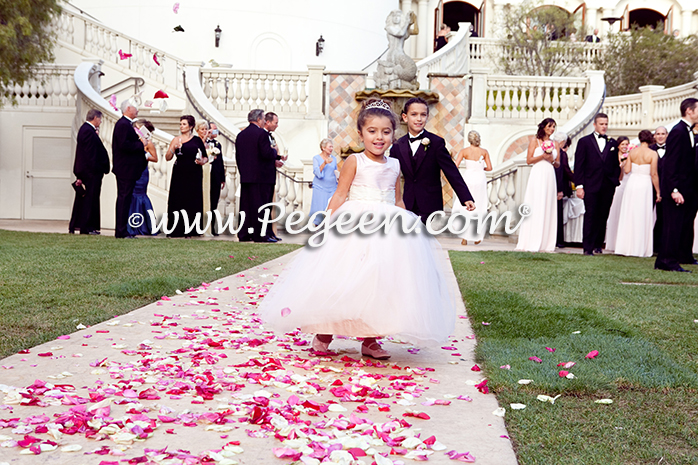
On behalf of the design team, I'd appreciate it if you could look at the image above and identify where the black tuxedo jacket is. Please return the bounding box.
[555,149,574,197]
[74,122,110,179]
[389,130,473,216]
[112,116,147,180]
[574,133,620,193]
[585,35,600,43]
[235,123,277,184]
[661,120,697,198]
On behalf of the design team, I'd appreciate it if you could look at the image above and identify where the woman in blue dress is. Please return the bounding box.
[127,119,158,236]
[309,138,338,225]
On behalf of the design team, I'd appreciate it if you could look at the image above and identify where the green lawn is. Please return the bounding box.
[0,230,299,358]
[450,250,698,465]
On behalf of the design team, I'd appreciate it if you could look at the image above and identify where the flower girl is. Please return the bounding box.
[257,100,457,359]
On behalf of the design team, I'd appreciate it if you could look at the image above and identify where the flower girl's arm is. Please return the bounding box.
[326,155,357,214]
[394,176,406,209]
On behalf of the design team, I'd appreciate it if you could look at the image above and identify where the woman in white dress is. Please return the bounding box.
[453,130,492,245]
[604,136,630,252]
[615,130,661,257]
[257,100,457,360]
[515,118,559,252]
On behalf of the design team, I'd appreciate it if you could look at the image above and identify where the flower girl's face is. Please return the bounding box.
[359,116,394,157]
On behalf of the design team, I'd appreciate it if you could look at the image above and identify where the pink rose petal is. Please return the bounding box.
[280,307,291,317]
[586,350,599,359]
[529,356,542,363]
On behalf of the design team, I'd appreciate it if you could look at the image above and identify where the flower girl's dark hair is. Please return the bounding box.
[358,99,397,132]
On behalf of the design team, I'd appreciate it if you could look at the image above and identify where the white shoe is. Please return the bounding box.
[361,341,390,360]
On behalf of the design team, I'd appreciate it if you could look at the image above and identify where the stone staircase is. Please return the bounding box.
[139,109,183,136]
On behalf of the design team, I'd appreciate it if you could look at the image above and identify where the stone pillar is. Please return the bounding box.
[585,8,597,35]
[469,68,489,124]
[639,85,665,129]
[681,9,693,37]
[417,0,429,59]
[306,65,326,120]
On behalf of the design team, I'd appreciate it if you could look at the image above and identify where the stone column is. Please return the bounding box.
[639,85,665,129]
[681,9,693,37]
[469,68,489,124]
[417,0,429,59]
[306,65,326,120]
[585,8,597,36]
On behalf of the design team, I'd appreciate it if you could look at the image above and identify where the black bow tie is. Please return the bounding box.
[657,145,666,150]
[409,134,425,143]
[596,133,608,140]
[690,123,696,130]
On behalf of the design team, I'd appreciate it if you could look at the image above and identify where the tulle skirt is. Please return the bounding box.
[257,200,458,345]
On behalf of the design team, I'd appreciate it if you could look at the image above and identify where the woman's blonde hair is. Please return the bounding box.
[467,130,481,147]
[194,121,209,135]
[320,138,333,150]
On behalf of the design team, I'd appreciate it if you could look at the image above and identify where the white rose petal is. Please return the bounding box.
[492,407,506,417]
[510,403,527,410]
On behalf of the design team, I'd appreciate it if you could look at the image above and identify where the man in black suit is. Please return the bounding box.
[650,126,668,252]
[235,109,278,242]
[585,28,601,42]
[69,109,110,235]
[389,97,474,225]
[555,136,575,247]
[207,122,225,236]
[574,113,620,255]
[263,112,286,241]
[655,98,698,272]
[112,101,147,238]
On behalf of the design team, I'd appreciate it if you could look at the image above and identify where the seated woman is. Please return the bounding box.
[127,119,158,236]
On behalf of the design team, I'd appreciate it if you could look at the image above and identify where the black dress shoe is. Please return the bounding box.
[272,235,283,242]
[556,243,566,248]
[88,231,100,235]
[583,251,594,256]
[682,259,698,265]
[238,236,253,242]
[255,236,278,243]
[593,248,603,254]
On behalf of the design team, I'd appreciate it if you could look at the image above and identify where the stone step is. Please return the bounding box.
[138,110,183,135]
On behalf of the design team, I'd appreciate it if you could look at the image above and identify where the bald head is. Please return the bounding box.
[654,126,668,145]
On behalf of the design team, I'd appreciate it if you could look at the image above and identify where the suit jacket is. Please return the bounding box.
[573,133,620,193]
[389,130,473,216]
[661,120,697,198]
[585,35,600,43]
[555,149,574,197]
[112,116,147,180]
[235,123,277,184]
[208,139,226,185]
[74,122,110,179]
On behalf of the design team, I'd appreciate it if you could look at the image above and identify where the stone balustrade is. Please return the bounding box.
[415,22,470,88]
[5,65,77,107]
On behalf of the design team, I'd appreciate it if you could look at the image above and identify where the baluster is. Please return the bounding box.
[250,76,260,107]
[290,76,300,112]
[534,83,545,120]
[286,176,297,213]
[204,73,213,99]
[510,81,520,119]
[494,83,503,118]
[234,74,243,111]
[542,82,552,118]
[258,75,268,107]
[273,76,282,113]
[27,79,37,105]
[506,174,516,212]
[486,85,495,119]
[526,84,536,119]
[497,177,508,214]
[242,75,251,112]
[299,74,308,114]
[502,84,511,118]
[277,173,288,211]
[488,179,499,213]
[551,82,561,120]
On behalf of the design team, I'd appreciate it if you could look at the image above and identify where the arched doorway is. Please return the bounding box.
[628,8,665,30]
[443,1,481,36]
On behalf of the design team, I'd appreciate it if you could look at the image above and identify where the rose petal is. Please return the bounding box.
[280,307,291,317]
[585,350,599,359]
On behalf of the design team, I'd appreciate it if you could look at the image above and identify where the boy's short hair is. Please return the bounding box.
[402,97,429,116]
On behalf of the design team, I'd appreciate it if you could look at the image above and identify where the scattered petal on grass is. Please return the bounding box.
[529,356,542,363]
[545,347,555,353]
[537,394,562,404]
[481,322,490,326]
[585,350,599,359]
[566,373,576,379]
[492,407,506,417]
[572,330,581,334]
[510,403,526,410]
[479,261,485,264]
[215,267,222,271]
[558,370,569,378]
[474,379,489,394]
[499,364,511,370]
[557,361,576,369]
[57,335,70,340]
[518,379,533,385]
[76,324,86,330]
[595,399,613,404]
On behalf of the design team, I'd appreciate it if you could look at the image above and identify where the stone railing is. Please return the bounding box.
[55,6,186,92]
[4,65,77,107]
[472,73,588,123]
[482,70,606,227]
[469,37,604,74]
[200,66,325,118]
[415,22,471,87]
[602,73,698,130]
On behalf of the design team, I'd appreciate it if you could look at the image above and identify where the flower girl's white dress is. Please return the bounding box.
[258,152,457,345]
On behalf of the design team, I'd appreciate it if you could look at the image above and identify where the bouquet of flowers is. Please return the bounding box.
[206,142,221,160]
[541,140,554,153]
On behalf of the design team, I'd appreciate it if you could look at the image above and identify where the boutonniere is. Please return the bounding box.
[421,137,431,151]
[610,147,616,151]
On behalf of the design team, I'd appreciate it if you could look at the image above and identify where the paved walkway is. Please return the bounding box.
[0,220,533,464]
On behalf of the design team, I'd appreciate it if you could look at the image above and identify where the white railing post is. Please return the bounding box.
[470,68,489,123]
[639,85,664,129]
[306,65,325,119]
[301,158,314,216]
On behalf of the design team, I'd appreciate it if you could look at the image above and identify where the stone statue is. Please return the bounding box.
[375,10,419,91]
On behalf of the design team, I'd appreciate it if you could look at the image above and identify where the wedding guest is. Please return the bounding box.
[207,122,225,236]
[164,115,208,238]
[574,113,620,255]
[127,119,158,236]
[308,138,338,225]
[555,135,574,248]
[516,118,559,252]
[604,136,630,252]
[264,112,285,241]
[615,130,660,257]
[453,130,492,245]
[651,126,668,251]
[112,100,147,238]
[655,98,698,272]
[585,28,601,42]
[69,109,110,235]
[435,24,450,51]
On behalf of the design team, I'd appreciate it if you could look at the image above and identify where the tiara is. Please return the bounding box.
[365,100,392,112]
